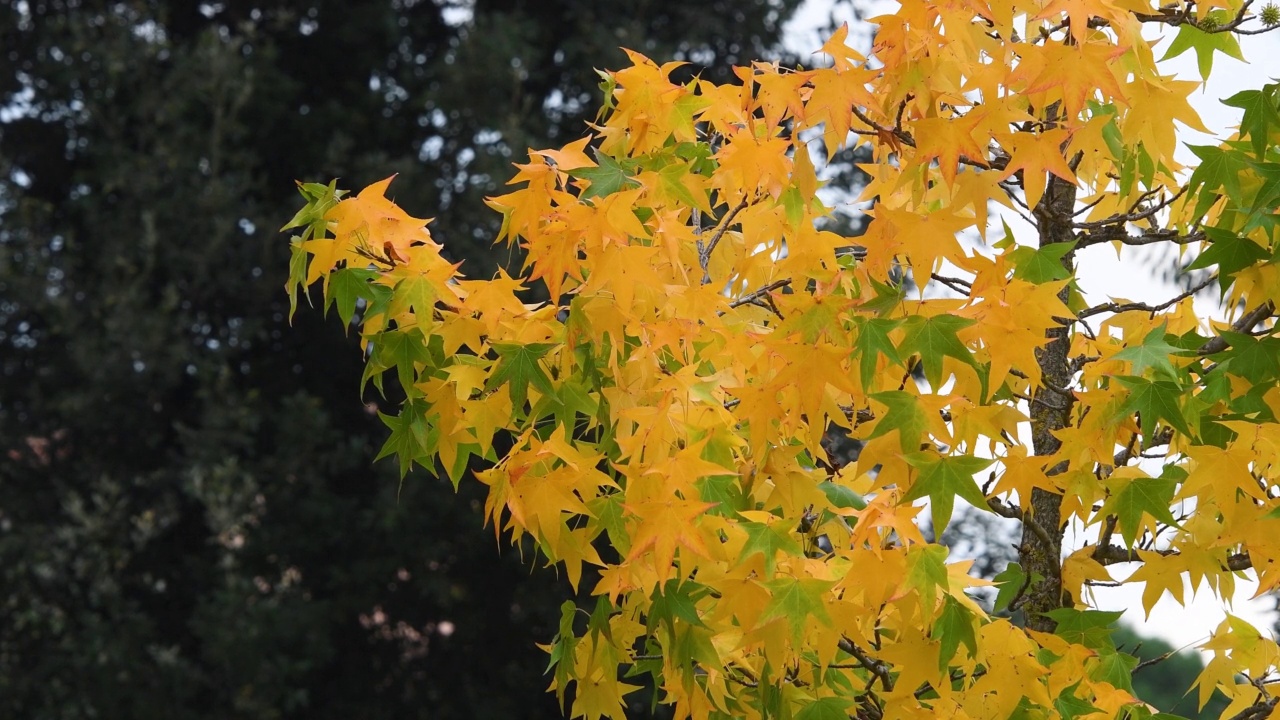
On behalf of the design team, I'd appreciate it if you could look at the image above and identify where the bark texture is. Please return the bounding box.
[1020,171,1077,633]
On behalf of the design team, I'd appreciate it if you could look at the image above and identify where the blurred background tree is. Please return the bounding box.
[0,2,807,717]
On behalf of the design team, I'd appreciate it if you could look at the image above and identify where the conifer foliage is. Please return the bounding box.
[287,2,1280,718]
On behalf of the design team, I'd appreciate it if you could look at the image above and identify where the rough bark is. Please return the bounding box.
[1019,170,1078,633]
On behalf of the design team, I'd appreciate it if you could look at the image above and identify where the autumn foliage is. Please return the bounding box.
[285,2,1280,718]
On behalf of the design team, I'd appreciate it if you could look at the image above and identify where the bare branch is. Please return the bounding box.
[839,638,895,692]
[699,197,750,284]
[1073,186,1186,230]
[1069,354,1100,374]
[726,278,792,312]
[1093,544,1252,571]
[1111,427,1174,469]
[1198,302,1276,355]
[1078,274,1216,319]
[930,273,973,295]
[1075,226,1204,249]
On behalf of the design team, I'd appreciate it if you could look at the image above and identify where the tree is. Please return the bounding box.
[287,2,1280,719]
[0,2,809,718]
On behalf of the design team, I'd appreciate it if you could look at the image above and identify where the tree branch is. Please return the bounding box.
[698,197,749,284]
[988,497,1061,577]
[1198,302,1276,355]
[1073,186,1185,230]
[839,638,895,692]
[1093,544,1252,571]
[726,278,792,312]
[930,273,973,296]
[1075,226,1204,249]
[1077,274,1216,319]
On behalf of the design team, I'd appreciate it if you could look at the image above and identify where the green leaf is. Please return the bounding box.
[867,390,929,453]
[287,237,309,321]
[1113,323,1184,379]
[587,493,630,555]
[902,453,993,536]
[1210,331,1280,383]
[1186,226,1268,292]
[795,697,853,720]
[817,481,867,510]
[325,267,383,327]
[1115,376,1194,439]
[933,595,978,670]
[386,274,438,320]
[1186,145,1250,217]
[1223,83,1280,158]
[739,519,804,576]
[1008,239,1077,283]
[898,315,980,392]
[648,579,709,636]
[1053,682,1101,720]
[375,400,437,478]
[1098,472,1181,546]
[853,317,904,388]
[859,276,907,316]
[905,544,949,611]
[363,327,431,396]
[1044,608,1124,653]
[485,343,557,409]
[546,600,579,709]
[532,376,600,433]
[658,162,703,210]
[1160,19,1244,80]
[569,150,640,200]
[780,184,806,226]
[281,178,341,234]
[993,562,1038,614]
[696,473,748,518]
[1089,649,1138,693]
[760,577,835,643]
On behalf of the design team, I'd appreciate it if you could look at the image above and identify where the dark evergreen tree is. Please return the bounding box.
[0,1,805,717]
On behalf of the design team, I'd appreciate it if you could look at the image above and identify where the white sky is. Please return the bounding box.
[780,2,1280,649]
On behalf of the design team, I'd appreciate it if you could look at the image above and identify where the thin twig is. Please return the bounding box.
[726,278,792,311]
[930,273,973,295]
[699,198,750,285]
[1076,226,1204,249]
[838,638,895,692]
[1078,274,1217,319]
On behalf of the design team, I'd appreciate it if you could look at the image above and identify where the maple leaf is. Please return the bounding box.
[285,9,1280,720]
[1097,469,1181,547]
[817,22,864,72]
[759,577,835,643]
[1112,323,1185,379]
[623,498,716,585]
[995,129,1077,210]
[911,115,987,188]
[737,516,804,577]
[902,452,993,536]
[897,314,981,393]
[1114,375,1195,439]
[1161,19,1245,81]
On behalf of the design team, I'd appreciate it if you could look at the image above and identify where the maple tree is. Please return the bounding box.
[284,2,1280,718]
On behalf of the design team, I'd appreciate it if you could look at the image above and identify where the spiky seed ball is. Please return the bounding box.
[1197,15,1220,31]
[1262,3,1280,26]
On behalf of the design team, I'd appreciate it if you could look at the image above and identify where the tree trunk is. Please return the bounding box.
[1020,170,1077,633]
